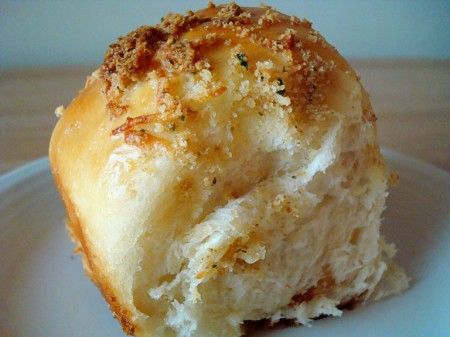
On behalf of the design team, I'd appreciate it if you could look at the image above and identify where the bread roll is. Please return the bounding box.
[49,3,408,336]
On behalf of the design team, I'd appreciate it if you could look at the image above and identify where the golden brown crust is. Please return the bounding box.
[49,81,137,336]
[51,162,137,335]
[100,2,351,119]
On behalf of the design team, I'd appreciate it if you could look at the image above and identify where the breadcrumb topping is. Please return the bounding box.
[98,2,360,149]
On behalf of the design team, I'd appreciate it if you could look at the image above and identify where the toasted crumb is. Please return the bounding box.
[388,172,400,187]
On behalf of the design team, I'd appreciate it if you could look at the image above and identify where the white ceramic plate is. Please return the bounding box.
[0,150,449,337]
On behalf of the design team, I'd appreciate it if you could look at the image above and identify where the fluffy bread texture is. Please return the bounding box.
[49,3,408,336]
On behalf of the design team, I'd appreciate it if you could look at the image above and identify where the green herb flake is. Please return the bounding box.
[236,53,248,69]
[276,78,285,96]
[180,115,186,121]
[212,177,217,186]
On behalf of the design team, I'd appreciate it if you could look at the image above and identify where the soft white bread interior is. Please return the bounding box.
[49,3,408,336]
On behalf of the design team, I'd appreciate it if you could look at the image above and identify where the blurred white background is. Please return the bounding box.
[1,0,449,68]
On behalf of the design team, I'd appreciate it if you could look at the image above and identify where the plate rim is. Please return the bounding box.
[0,157,49,193]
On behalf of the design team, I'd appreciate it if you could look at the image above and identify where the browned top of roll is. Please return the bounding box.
[100,3,359,120]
